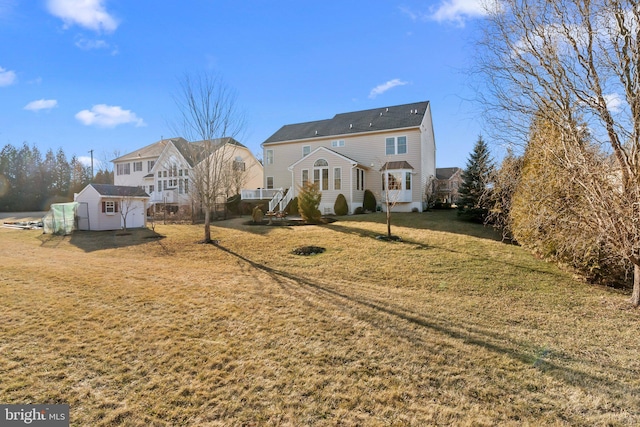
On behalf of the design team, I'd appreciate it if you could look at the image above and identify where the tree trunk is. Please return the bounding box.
[631,263,640,307]
[386,205,392,238]
[203,207,211,243]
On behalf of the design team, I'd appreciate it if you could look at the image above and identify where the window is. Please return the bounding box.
[163,180,167,190]
[233,159,246,171]
[133,161,142,172]
[184,178,189,193]
[331,139,345,148]
[158,171,162,178]
[158,180,162,191]
[314,159,329,191]
[116,163,130,175]
[179,179,183,194]
[382,169,413,202]
[163,170,167,178]
[334,167,341,190]
[102,201,118,215]
[179,169,183,176]
[266,149,274,165]
[385,136,407,155]
[149,185,154,193]
[302,146,311,157]
[356,169,365,191]
[302,169,309,187]
[266,176,274,189]
[147,160,155,172]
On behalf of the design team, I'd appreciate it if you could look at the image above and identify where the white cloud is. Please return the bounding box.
[24,99,58,111]
[369,79,408,99]
[402,0,492,26]
[0,66,16,86]
[430,0,490,25]
[74,37,119,54]
[604,93,623,113]
[75,104,146,128]
[46,0,118,33]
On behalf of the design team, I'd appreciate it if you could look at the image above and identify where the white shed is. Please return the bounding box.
[74,184,149,231]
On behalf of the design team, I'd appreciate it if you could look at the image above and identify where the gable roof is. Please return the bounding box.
[113,138,185,162]
[171,137,247,167]
[90,184,149,198]
[287,146,368,170]
[264,101,430,145]
[436,167,462,180]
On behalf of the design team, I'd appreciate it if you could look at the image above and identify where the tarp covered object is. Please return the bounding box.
[43,202,78,235]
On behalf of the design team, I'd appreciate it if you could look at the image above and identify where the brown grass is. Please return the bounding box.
[1,210,639,426]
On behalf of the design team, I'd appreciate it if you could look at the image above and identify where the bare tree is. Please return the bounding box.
[477,0,640,305]
[172,72,246,243]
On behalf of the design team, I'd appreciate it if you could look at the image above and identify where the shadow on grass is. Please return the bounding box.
[215,241,633,416]
[338,210,505,242]
[39,228,165,253]
[323,221,561,278]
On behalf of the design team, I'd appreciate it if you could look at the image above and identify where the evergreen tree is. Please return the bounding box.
[458,136,494,223]
[297,182,322,224]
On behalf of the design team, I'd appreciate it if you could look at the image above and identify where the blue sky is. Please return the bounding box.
[0,0,489,170]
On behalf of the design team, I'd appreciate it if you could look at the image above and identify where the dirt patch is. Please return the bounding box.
[292,246,326,256]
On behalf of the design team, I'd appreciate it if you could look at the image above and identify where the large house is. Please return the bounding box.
[252,101,436,213]
[435,167,463,204]
[113,137,263,214]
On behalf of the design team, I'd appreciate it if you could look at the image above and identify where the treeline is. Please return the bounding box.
[458,128,632,290]
[0,143,113,212]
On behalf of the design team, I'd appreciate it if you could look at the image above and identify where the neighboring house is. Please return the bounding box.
[435,167,463,204]
[251,101,436,213]
[113,137,263,213]
[74,184,149,231]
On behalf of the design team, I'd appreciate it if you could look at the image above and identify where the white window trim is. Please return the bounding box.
[385,136,408,156]
[105,201,116,215]
[333,167,341,190]
[266,149,274,165]
[302,145,311,157]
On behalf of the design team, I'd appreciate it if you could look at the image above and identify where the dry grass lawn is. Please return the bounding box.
[1,210,639,426]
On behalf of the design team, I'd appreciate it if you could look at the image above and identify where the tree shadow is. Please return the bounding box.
[339,210,506,242]
[39,228,165,253]
[213,241,636,416]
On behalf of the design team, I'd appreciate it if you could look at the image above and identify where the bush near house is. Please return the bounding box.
[298,182,322,224]
[334,194,348,216]
[363,189,377,212]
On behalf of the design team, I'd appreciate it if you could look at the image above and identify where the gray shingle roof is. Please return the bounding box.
[264,101,429,144]
[91,184,149,197]
[436,167,462,180]
[173,137,247,167]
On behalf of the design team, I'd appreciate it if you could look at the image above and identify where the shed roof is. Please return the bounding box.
[90,184,149,198]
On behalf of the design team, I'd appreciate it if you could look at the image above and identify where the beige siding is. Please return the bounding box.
[265,128,425,210]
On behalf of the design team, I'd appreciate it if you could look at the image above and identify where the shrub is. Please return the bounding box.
[252,205,264,223]
[363,190,376,212]
[297,182,322,224]
[354,206,364,215]
[334,194,348,216]
[285,196,299,215]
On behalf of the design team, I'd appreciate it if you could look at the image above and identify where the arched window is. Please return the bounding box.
[313,159,329,190]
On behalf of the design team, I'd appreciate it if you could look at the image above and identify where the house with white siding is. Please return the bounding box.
[113,137,263,214]
[250,101,436,214]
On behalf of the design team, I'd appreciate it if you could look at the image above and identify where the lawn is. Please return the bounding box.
[1,210,639,426]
